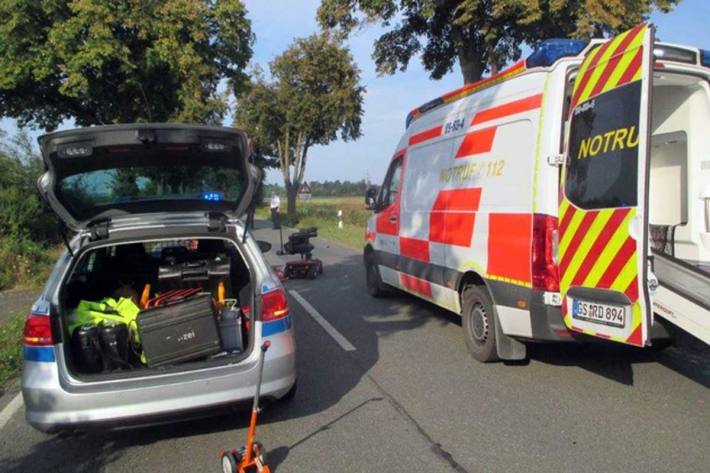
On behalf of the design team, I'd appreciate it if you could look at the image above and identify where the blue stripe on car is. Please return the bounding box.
[262,316,292,337]
[24,346,56,362]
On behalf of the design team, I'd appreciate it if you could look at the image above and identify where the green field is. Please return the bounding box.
[256,196,370,250]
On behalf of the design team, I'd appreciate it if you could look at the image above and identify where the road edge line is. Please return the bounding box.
[0,393,23,431]
[288,289,356,352]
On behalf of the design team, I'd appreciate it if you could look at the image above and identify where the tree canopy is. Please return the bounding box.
[0,0,254,129]
[234,34,364,217]
[318,0,679,84]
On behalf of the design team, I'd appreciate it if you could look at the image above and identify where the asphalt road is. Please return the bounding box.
[1,223,708,472]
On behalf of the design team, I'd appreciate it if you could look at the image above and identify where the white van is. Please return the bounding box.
[364,24,710,362]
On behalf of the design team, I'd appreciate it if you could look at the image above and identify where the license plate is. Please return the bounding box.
[571,299,627,328]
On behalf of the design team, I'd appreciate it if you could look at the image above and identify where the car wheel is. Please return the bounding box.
[365,256,388,297]
[461,284,499,362]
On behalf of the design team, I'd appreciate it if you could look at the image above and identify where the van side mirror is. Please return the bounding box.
[365,187,379,210]
[257,240,272,253]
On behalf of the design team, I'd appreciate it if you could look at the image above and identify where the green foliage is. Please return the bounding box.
[0,311,25,392]
[318,0,680,83]
[264,180,368,198]
[234,34,365,217]
[0,129,59,290]
[0,0,254,128]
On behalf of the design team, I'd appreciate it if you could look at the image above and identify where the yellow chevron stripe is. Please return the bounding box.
[583,209,636,287]
[602,33,645,93]
[560,210,613,289]
[576,33,628,104]
[610,247,637,291]
[559,198,570,223]
[632,65,643,83]
[572,44,604,95]
[558,205,583,258]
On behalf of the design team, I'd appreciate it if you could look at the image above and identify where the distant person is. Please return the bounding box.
[270,192,281,229]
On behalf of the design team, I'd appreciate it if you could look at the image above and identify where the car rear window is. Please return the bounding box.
[565,81,642,209]
[57,165,244,220]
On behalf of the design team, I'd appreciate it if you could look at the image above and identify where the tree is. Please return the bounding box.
[317,0,679,84]
[234,34,364,218]
[0,0,253,129]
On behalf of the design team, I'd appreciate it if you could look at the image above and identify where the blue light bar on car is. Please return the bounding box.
[201,191,223,201]
[525,39,588,68]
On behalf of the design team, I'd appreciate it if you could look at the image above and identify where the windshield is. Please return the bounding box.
[57,165,244,221]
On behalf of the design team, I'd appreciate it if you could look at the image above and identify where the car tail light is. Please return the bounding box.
[260,288,289,322]
[23,314,54,346]
[532,214,559,292]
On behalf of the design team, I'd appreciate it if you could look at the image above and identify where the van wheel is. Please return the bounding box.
[365,257,388,297]
[461,285,499,362]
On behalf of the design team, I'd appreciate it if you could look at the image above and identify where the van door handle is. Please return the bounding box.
[389,215,398,223]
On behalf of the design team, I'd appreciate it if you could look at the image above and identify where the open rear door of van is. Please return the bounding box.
[559,23,654,347]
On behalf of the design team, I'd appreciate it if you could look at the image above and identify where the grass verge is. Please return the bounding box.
[0,311,24,393]
[256,196,369,250]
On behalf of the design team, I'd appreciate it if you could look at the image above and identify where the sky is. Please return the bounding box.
[2,0,709,186]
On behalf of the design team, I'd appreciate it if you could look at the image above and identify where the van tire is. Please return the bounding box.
[365,256,388,298]
[461,284,500,363]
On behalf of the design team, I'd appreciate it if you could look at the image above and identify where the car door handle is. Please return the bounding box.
[389,215,398,223]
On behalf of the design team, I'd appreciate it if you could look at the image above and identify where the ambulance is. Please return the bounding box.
[363,24,710,362]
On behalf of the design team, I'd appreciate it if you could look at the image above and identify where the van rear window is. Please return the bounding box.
[57,165,244,220]
[565,81,642,209]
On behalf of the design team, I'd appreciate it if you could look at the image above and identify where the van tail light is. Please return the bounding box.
[23,314,54,346]
[260,288,289,322]
[532,214,560,292]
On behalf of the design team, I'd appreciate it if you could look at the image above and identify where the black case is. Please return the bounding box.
[137,295,221,367]
[158,257,231,294]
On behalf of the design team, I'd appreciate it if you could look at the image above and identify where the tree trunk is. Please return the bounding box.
[459,47,484,84]
[286,182,298,219]
[452,25,484,85]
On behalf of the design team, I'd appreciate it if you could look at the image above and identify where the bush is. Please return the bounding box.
[0,130,60,290]
[0,237,57,290]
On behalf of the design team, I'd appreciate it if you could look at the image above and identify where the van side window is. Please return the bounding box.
[565,82,641,209]
[379,157,403,209]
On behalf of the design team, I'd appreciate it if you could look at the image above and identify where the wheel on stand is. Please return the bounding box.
[221,451,238,473]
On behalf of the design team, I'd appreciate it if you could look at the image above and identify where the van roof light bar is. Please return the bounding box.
[702,49,710,68]
[525,39,588,69]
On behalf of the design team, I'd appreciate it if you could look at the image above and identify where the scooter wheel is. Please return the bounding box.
[221,451,238,473]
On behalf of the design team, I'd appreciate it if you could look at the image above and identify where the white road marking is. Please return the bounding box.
[0,393,23,431]
[288,289,356,352]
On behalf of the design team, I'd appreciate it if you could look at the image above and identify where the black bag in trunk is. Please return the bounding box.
[137,295,221,367]
[157,257,232,295]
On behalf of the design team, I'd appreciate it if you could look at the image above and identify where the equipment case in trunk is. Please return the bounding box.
[137,295,221,367]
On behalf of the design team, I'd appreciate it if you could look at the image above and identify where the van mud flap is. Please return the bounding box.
[494,312,527,360]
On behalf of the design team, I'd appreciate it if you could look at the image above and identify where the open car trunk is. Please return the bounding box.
[59,236,254,380]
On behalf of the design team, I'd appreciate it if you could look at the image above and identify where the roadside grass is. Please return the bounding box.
[0,243,63,291]
[0,310,24,393]
[256,196,368,249]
